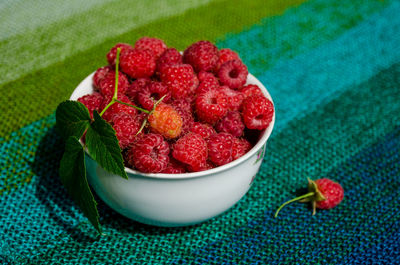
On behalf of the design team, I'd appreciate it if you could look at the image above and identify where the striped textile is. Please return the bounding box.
[1,0,399,264]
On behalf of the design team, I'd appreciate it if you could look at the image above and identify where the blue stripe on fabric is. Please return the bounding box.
[172,125,400,264]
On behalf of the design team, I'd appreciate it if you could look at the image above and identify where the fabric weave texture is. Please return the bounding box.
[1,0,399,264]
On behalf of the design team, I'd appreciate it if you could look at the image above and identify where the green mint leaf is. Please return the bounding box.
[86,111,128,179]
[59,136,102,234]
[56,100,91,139]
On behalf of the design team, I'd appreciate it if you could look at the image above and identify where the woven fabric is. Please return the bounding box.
[1,0,400,264]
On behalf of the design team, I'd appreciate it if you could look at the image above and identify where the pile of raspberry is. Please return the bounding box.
[78,37,274,174]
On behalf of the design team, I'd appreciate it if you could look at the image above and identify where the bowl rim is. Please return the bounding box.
[70,71,275,180]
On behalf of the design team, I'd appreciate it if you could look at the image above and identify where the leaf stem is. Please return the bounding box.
[99,48,121,117]
[113,48,121,99]
[274,192,315,218]
[99,99,115,116]
[114,99,150,114]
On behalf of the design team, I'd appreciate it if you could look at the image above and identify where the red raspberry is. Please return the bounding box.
[190,122,216,139]
[239,84,264,100]
[187,160,214,172]
[77,92,104,119]
[161,158,187,174]
[107,43,133,65]
[93,65,113,89]
[102,94,138,122]
[216,48,241,71]
[148,103,183,139]
[241,95,274,130]
[275,178,344,217]
[156,48,182,73]
[196,71,220,94]
[134,37,167,58]
[207,132,235,166]
[172,133,208,168]
[219,86,244,111]
[125,78,150,102]
[195,89,228,125]
[98,70,129,97]
[160,64,198,99]
[183,40,219,72]
[218,60,248,89]
[137,81,171,111]
[232,137,252,160]
[126,133,170,173]
[215,111,245,137]
[170,98,192,113]
[111,113,141,149]
[173,106,194,134]
[120,48,156,78]
[314,178,344,210]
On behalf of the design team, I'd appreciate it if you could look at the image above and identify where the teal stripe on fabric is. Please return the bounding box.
[257,0,400,133]
[217,0,391,76]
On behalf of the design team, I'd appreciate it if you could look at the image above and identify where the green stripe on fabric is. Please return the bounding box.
[0,0,217,86]
[0,0,305,138]
[0,0,115,40]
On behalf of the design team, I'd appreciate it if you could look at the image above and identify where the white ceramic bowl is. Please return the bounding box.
[70,72,275,227]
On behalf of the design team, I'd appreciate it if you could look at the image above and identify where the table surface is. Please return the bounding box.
[1,0,399,264]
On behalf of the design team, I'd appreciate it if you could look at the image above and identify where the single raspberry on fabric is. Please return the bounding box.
[218,59,248,89]
[183,40,219,72]
[120,48,156,78]
[134,37,167,58]
[111,113,142,150]
[102,94,138,122]
[107,43,133,65]
[216,48,241,71]
[314,178,344,210]
[238,84,264,100]
[275,178,344,217]
[77,92,104,119]
[148,103,183,139]
[195,89,228,125]
[207,132,235,166]
[232,137,252,160]
[190,122,216,139]
[161,158,187,174]
[241,95,274,130]
[219,86,244,111]
[137,81,171,110]
[93,65,113,89]
[156,48,183,73]
[196,71,220,94]
[160,64,198,99]
[125,78,150,102]
[98,70,129,97]
[215,111,245,137]
[172,133,208,169]
[126,133,170,173]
